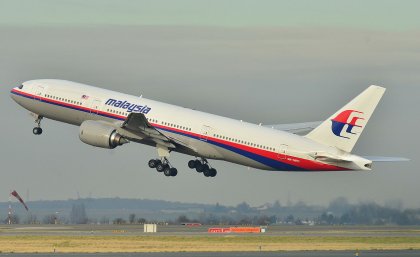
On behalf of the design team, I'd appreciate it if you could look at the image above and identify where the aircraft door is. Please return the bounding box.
[34,85,45,101]
[200,125,213,142]
[277,144,288,160]
[90,99,102,115]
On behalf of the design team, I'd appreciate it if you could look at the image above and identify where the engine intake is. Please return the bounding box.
[79,120,128,149]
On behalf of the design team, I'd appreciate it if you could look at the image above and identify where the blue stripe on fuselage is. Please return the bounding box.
[12,90,303,170]
[156,126,303,171]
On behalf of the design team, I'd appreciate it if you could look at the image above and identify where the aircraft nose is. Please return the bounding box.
[10,88,16,101]
[10,86,21,102]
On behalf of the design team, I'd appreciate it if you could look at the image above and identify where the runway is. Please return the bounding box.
[1,225,420,253]
[1,251,420,257]
[2,224,420,237]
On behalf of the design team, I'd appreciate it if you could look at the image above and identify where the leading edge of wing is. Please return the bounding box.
[111,112,174,149]
[266,121,322,135]
[119,113,192,150]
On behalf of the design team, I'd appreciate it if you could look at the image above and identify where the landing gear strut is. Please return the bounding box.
[32,115,43,135]
[148,157,177,177]
[188,158,217,177]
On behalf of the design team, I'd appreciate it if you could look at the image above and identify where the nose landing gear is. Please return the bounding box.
[32,115,43,135]
[33,127,43,135]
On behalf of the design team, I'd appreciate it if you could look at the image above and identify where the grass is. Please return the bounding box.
[0,235,420,253]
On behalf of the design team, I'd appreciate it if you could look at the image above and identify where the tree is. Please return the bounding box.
[129,214,136,224]
[238,216,252,225]
[176,215,190,224]
[99,216,110,224]
[5,214,20,224]
[272,200,282,211]
[137,217,147,224]
[285,214,294,224]
[236,202,252,213]
[70,202,88,224]
[213,202,228,213]
[328,197,351,215]
[255,215,272,225]
[26,214,37,224]
[320,212,337,225]
[43,214,57,224]
[113,218,126,224]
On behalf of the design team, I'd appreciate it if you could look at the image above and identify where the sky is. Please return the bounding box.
[0,0,419,208]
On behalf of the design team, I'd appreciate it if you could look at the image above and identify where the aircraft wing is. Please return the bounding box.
[265,121,321,135]
[118,113,175,148]
[117,113,195,152]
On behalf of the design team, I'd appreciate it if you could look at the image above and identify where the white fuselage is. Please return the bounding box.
[10,79,371,171]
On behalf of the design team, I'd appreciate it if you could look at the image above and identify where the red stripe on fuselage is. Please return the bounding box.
[11,89,347,171]
[151,123,345,171]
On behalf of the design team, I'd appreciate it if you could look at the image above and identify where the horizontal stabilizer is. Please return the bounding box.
[266,121,321,135]
[308,152,353,163]
[363,156,410,162]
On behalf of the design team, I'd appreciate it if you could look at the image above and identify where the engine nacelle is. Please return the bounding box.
[79,120,128,149]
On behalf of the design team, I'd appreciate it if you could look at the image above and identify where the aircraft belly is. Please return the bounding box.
[14,95,87,126]
[161,130,273,170]
[162,130,224,159]
[215,146,272,170]
[44,104,85,125]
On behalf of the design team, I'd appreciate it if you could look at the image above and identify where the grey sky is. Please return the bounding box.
[0,1,418,207]
[2,0,420,30]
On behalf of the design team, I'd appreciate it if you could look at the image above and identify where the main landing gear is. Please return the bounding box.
[148,145,217,178]
[188,158,217,177]
[148,158,178,177]
[32,115,43,135]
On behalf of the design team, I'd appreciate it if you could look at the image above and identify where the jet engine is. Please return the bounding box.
[79,120,128,149]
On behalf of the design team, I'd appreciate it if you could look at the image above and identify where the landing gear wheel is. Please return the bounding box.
[209,168,217,177]
[170,168,178,177]
[148,159,158,168]
[163,166,172,176]
[199,164,209,172]
[32,115,43,135]
[203,168,211,177]
[194,160,201,167]
[195,163,203,173]
[197,163,209,173]
[188,160,197,169]
[33,127,42,135]
[156,163,167,172]
[191,158,217,177]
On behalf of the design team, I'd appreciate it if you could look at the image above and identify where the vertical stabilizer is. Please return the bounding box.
[305,85,386,153]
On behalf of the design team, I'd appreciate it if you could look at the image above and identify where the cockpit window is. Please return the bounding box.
[18,85,23,89]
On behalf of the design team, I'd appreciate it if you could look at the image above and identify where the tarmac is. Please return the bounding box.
[1,224,420,237]
[0,251,420,257]
[1,225,420,255]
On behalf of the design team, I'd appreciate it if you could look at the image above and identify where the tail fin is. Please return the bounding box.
[305,85,386,153]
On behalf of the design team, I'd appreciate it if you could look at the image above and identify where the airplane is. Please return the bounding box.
[10,79,407,177]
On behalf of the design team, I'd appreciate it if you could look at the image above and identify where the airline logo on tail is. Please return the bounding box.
[331,110,364,139]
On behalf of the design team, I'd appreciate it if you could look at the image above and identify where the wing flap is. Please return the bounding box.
[119,113,174,147]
